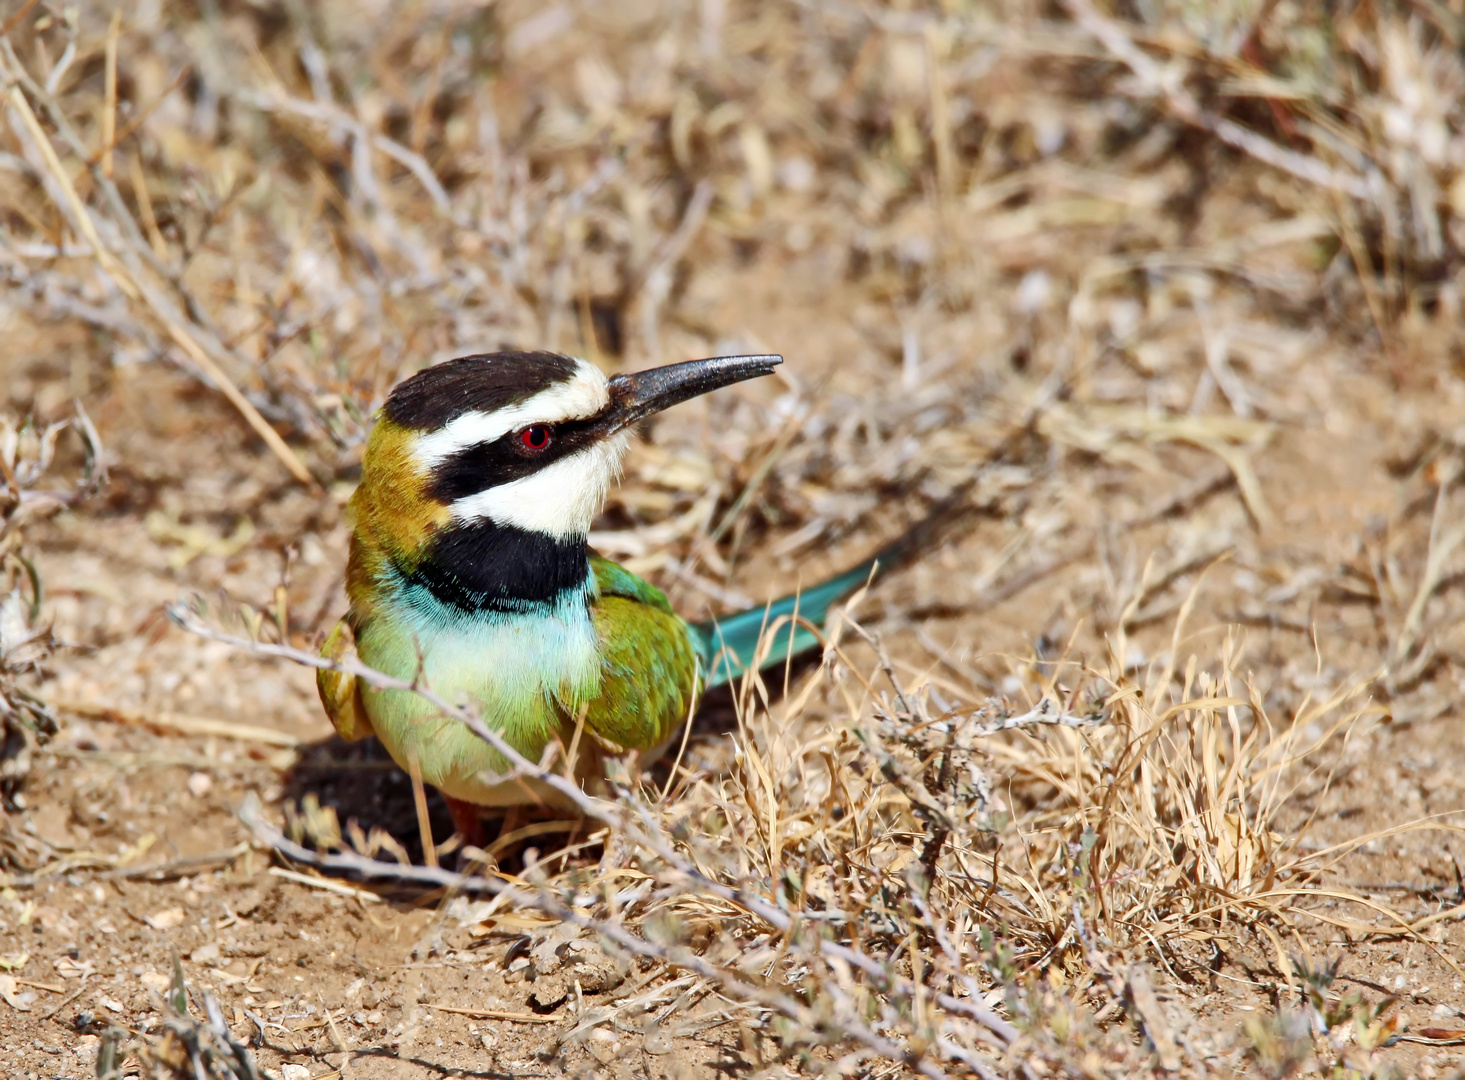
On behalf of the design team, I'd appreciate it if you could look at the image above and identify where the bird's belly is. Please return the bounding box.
[355,598,602,807]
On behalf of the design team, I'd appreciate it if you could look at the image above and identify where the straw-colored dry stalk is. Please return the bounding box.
[0,407,102,805]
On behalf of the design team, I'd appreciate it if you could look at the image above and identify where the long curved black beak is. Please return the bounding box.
[603,354,782,434]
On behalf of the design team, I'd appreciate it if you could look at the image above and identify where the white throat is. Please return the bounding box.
[449,432,629,539]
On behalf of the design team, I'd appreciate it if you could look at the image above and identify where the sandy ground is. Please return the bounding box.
[5,1,1465,1077]
[5,284,1465,1078]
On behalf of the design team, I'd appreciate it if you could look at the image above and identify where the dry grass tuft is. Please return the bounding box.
[93,957,265,1080]
[0,405,101,815]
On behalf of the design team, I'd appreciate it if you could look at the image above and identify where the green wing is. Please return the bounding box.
[585,555,700,752]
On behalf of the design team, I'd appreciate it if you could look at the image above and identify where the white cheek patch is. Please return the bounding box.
[449,432,629,539]
[413,360,610,470]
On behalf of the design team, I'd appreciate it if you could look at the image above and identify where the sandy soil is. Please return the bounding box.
[5,1,1465,1078]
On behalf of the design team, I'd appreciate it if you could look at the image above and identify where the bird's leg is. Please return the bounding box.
[498,805,524,845]
[444,795,486,850]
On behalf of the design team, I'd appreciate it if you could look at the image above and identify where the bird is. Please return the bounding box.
[315,349,936,842]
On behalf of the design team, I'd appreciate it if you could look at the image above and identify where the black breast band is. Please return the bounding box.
[398,520,590,614]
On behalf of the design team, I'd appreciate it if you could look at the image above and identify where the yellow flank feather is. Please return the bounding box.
[317,618,375,741]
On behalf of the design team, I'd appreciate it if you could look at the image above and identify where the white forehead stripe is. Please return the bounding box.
[449,434,629,540]
[412,359,609,469]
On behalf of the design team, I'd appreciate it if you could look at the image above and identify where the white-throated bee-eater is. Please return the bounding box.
[316,351,884,837]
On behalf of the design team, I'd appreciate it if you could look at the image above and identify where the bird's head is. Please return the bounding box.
[349,350,781,614]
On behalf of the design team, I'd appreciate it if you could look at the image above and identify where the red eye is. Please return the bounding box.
[518,424,553,452]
